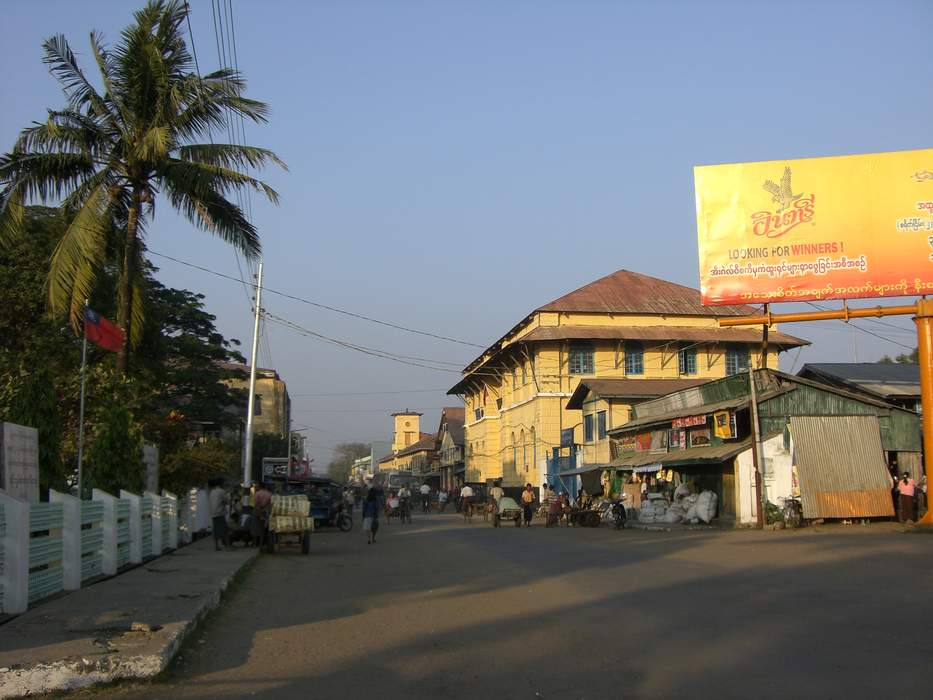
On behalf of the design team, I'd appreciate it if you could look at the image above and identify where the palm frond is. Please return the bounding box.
[175,143,287,172]
[0,188,25,247]
[162,158,280,205]
[41,34,112,120]
[47,179,116,325]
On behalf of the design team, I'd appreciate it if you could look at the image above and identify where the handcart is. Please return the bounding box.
[267,494,314,554]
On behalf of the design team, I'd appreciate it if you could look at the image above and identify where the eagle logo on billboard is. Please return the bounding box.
[752,166,815,238]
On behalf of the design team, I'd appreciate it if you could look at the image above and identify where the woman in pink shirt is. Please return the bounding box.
[897,472,916,522]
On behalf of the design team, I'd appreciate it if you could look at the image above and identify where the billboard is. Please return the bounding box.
[694,148,933,305]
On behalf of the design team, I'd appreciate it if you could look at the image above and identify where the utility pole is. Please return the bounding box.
[243,261,264,487]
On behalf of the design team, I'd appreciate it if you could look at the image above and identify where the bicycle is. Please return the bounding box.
[461,498,474,523]
[780,495,803,528]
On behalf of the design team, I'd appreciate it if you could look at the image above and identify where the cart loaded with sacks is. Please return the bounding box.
[267,494,314,554]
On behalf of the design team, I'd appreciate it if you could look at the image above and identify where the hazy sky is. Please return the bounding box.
[2,0,930,467]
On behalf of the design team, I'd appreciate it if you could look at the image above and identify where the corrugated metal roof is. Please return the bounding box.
[537,269,757,316]
[520,324,808,347]
[608,439,751,468]
[566,378,712,409]
[790,415,895,519]
[607,396,752,433]
[798,363,920,398]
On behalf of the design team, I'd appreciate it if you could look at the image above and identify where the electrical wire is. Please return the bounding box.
[148,249,485,347]
[291,388,451,397]
[804,302,915,351]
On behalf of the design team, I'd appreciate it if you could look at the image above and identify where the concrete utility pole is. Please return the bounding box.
[243,261,264,487]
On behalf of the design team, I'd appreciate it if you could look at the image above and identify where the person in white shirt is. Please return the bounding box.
[460,484,474,512]
[438,489,449,512]
[489,481,505,505]
[208,478,229,551]
[419,483,431,512]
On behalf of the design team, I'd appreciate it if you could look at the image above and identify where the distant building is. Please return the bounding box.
[222,363,291,438]
[797,363,921,413]
[378,409,436,476]
[436,407,465,491]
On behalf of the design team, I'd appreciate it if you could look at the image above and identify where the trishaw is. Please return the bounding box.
[492,497,523,527]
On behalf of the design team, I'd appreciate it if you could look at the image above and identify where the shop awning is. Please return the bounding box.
[609,439,752,470]
[557,464,609,477]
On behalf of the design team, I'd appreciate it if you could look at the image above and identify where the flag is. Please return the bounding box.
[83,307,124,352]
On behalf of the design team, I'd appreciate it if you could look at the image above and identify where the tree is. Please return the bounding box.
[160,439,239,495]
[84,401,144,496]
[877,348,919,364]
[327,442,370,484]
[0,0,285,372]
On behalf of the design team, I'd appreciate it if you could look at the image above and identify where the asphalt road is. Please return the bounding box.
[90,514,933,700]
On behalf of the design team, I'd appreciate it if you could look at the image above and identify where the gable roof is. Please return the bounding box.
[538,269,756,317]
[798,363,921,399]
[566,378,713,409]
[396,434,439,457]
[436,406,465,445]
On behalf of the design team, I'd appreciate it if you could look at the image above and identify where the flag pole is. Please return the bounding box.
[77,299,89,498]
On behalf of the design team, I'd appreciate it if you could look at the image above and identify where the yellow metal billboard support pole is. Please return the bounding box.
[914,299,933,525]
[721,300,933,526]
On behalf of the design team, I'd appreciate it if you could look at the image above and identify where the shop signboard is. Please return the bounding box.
[672,415,707,429]
[694,148,933,305]
[262,457,289,479]
[617,435,637,453]
[689,428,711,448]
[560,428,575,448]
[635,432,652,452]
[669,428,687,450]
[713,410,737,439]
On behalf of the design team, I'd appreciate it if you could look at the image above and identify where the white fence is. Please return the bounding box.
[0,487,208,615]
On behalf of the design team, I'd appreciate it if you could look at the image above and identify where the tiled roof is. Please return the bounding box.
[537,269,756,317]
[519,324,807,347]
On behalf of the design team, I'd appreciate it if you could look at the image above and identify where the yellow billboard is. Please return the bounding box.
[694,148,933,305]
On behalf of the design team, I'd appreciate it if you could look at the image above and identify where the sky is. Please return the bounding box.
[2,0,931,469]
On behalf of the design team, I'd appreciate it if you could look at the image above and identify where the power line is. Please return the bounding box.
[804,302,915,351]
[148,249,485,348]
[291,388,450,397]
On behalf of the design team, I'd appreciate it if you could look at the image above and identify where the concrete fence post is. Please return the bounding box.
[119,490,142,564]
[92,489,118,576]
[162,490,179,549]
[0,492,28,614]
[145,492,162,555]
[49,489,81,591]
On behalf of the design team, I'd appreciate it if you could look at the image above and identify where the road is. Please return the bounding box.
[89,514,933,700]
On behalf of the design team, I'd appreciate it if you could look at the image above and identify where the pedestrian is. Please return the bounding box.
[460,482,475,520]
[438,488,449,512]
[343,487,355,519]
[362,489,380,544]
[251,481,272,548]
[541,482,553,506]
[208,478,229,551]
[918,473,928,519]
[489,480,504,505]
[521,483,535,527]
[420,482,431,513]
[898,471,917,522]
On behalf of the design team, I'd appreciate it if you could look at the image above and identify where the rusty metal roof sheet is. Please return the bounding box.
[790,415,895,519]
[608,439,752,468]
[538,269,756,316]
[566,378,713,409]
[520,324,808,347]
[798,363,921,398]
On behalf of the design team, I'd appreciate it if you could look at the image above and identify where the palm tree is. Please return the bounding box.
[0,0,285,372]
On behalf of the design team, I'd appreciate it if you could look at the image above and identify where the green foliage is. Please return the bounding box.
[84,402,144,497]
[0,206,248,497]
[0,0,284,369]
[160,439,240,495]
[327,442,370,484]
[877,348,919,364]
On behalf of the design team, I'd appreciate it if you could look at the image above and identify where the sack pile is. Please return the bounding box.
[638,499,668,523]
[269,515,314,533]
[271,495,310,517]
[681,491,717,524]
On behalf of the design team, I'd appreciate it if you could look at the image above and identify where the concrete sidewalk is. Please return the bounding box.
[0,538,258,698]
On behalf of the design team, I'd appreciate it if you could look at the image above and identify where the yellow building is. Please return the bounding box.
[447,269,807,487]
[377,410,437,474]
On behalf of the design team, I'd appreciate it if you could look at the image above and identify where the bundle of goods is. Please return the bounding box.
[269,495,313,533]
[638,495,669,523]
[683,491,717,524]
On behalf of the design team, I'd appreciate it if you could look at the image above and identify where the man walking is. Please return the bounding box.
[521,483,536,527]
[209,478,229,551]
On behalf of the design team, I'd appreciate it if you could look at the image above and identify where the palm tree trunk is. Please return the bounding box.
[115,196,139,374]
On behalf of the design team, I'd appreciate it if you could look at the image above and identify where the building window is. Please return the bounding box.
[512,367,518,390]
[625,342,644,375]
[584,413,595,442]
[520,430,526,470]
[679,345,697,376]
[521,362,527,386]
[726,346,750,375]
[597,411,607,440]
[253,394,263,415]
[495,397,503,411]
[569,343,595,375]
[474,407,484,422]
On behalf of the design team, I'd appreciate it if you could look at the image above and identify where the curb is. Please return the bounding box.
[0,549,258,698]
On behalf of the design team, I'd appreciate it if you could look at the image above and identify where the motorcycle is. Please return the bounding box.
[610,500,627,530]
[328,502,353,532]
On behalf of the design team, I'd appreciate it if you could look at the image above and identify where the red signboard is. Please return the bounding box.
[672,415,707,429]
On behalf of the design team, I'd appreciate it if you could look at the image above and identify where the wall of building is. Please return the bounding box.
[462,310,783,483]
[735,434,794,525]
